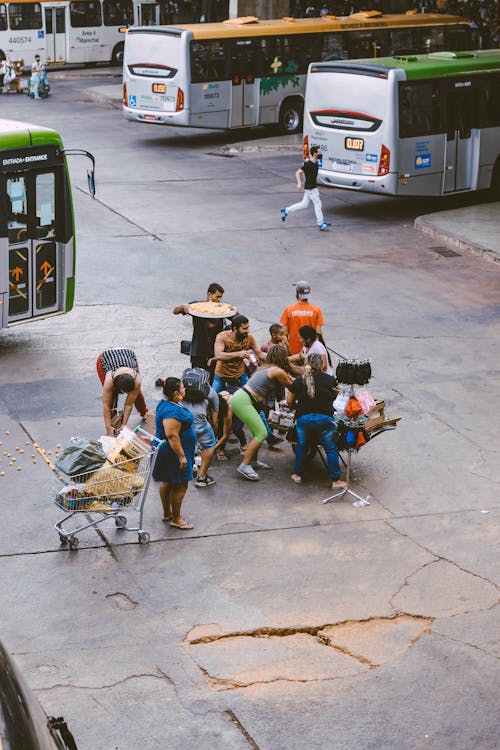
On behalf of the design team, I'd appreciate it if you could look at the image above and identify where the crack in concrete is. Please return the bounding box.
[385,519,500,593]
[198,664,362,691]
[225,709,261,749]
[388,555,440,611]
[430,629,500,661]
[32,671,171,693]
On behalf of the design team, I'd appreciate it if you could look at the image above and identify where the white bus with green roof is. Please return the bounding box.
[303,50,500,197]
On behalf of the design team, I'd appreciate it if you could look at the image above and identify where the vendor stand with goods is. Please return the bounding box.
[53,426,164,548]
[268,357,400,506]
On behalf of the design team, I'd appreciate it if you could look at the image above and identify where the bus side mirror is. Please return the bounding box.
[61,149,96,198]
[87,169,96,198]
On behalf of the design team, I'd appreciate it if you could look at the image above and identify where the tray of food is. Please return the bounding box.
[188,301,237,318]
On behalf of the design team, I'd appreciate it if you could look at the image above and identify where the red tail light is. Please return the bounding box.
[303,134,309,162]
[176,87,184,112]
[378,144,390,176]
[122,82,127,106]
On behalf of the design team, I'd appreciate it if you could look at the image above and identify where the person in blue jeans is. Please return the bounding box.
[286,353,347,490]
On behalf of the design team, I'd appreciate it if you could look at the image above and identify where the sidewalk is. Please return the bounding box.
[85,80,500,262]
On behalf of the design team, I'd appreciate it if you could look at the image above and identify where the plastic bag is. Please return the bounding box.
[345,397,363,419]
[356,389,376,416]
[55,437,107,477]
[333,391,349,417]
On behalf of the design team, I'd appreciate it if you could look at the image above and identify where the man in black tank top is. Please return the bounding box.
[280,146,331,231]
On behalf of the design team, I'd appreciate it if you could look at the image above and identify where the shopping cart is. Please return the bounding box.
[54,429,164,549]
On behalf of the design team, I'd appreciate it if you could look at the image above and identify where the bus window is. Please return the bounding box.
[259,36,305,77]
[390,28,422,55]
[0,4,7,31]
[70,1,102,28]
[322,33,348,61]
[230,38,262,81]
[190,40,226,83]
[7,176,28,244]
[36,172,56,240]
[103,0,133,25]
[344,30,389,58]
[484,76,500,126]
[442,26,471,51]
[8,2,42,30]
[399,81,443,138]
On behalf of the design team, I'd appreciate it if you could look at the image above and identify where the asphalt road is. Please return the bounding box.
[0,77,499,750]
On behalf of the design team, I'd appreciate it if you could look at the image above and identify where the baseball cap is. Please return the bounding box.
[293,280,311,299]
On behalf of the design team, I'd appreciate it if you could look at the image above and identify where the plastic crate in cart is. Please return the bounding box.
[54,429,164,549]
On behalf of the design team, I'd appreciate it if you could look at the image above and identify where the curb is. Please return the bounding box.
[83,86,122,106]
[222,142,302,154]
[415,216,500,264]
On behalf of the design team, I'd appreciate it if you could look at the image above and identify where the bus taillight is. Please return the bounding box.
[123,82,127,107]
[378,145,390,176]
[176,88,184,112]
[303,135,309,161]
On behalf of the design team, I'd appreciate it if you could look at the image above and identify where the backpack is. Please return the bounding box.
[182,367,210,403]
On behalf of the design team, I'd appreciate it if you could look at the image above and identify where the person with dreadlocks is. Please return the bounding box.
[286,353,346,490]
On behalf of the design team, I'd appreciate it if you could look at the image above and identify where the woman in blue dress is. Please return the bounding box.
[154,377,196,529]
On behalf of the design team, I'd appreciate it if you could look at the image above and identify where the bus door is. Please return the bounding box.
[230,40,259,128]
[5,171,61,324]
[444,85,476,193]
[44,6,67,64]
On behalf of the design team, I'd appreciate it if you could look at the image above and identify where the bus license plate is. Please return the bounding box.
[345,137,364,151]
[152,83,166,94]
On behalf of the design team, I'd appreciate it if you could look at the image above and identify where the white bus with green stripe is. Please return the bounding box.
[303,50,500,196]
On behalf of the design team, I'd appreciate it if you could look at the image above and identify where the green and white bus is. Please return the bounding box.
[0,118,94,328]
[303,50,500,196]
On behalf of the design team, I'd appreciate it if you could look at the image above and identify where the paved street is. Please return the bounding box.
[0,77,499,749]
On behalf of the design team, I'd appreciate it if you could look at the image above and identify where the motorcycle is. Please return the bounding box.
[27,64,50,99]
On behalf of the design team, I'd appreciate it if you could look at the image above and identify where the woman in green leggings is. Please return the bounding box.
[231,345,295,481]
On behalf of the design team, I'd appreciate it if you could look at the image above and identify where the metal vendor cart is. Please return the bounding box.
[54,430,164,549]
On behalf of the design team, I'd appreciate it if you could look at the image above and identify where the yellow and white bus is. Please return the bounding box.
[0,0,160,67]
[122,12,472,133]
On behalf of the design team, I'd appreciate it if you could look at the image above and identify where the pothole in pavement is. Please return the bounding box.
[184,615,433,690]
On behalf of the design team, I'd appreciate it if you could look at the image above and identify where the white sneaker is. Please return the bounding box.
[252,460,270,470]
[237,463,260,481]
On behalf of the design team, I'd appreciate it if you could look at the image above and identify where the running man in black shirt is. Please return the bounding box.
[280,146,331,231]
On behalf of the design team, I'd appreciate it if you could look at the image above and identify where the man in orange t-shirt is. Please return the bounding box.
[280,281,325,355]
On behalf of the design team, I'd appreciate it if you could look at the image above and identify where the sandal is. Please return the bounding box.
[162,515,173,522]
[170,520,194,530]
[216,450,228,461]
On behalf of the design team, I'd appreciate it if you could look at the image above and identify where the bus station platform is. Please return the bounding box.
[83,79,500,264]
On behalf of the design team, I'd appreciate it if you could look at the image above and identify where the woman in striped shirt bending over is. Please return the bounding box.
[96,348,148,435]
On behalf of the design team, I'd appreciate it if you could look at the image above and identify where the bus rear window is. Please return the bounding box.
[126,30,182,73]
[307,71,387,130]
[399,82,442,137]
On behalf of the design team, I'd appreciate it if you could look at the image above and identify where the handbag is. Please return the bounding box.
[180,340,192,356]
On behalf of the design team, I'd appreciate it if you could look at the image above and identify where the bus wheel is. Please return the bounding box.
[111,43,124,66]
[490,158,500,200]
[279,98,303,135]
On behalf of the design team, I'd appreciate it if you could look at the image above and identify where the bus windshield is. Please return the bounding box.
[308,69,387,130]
